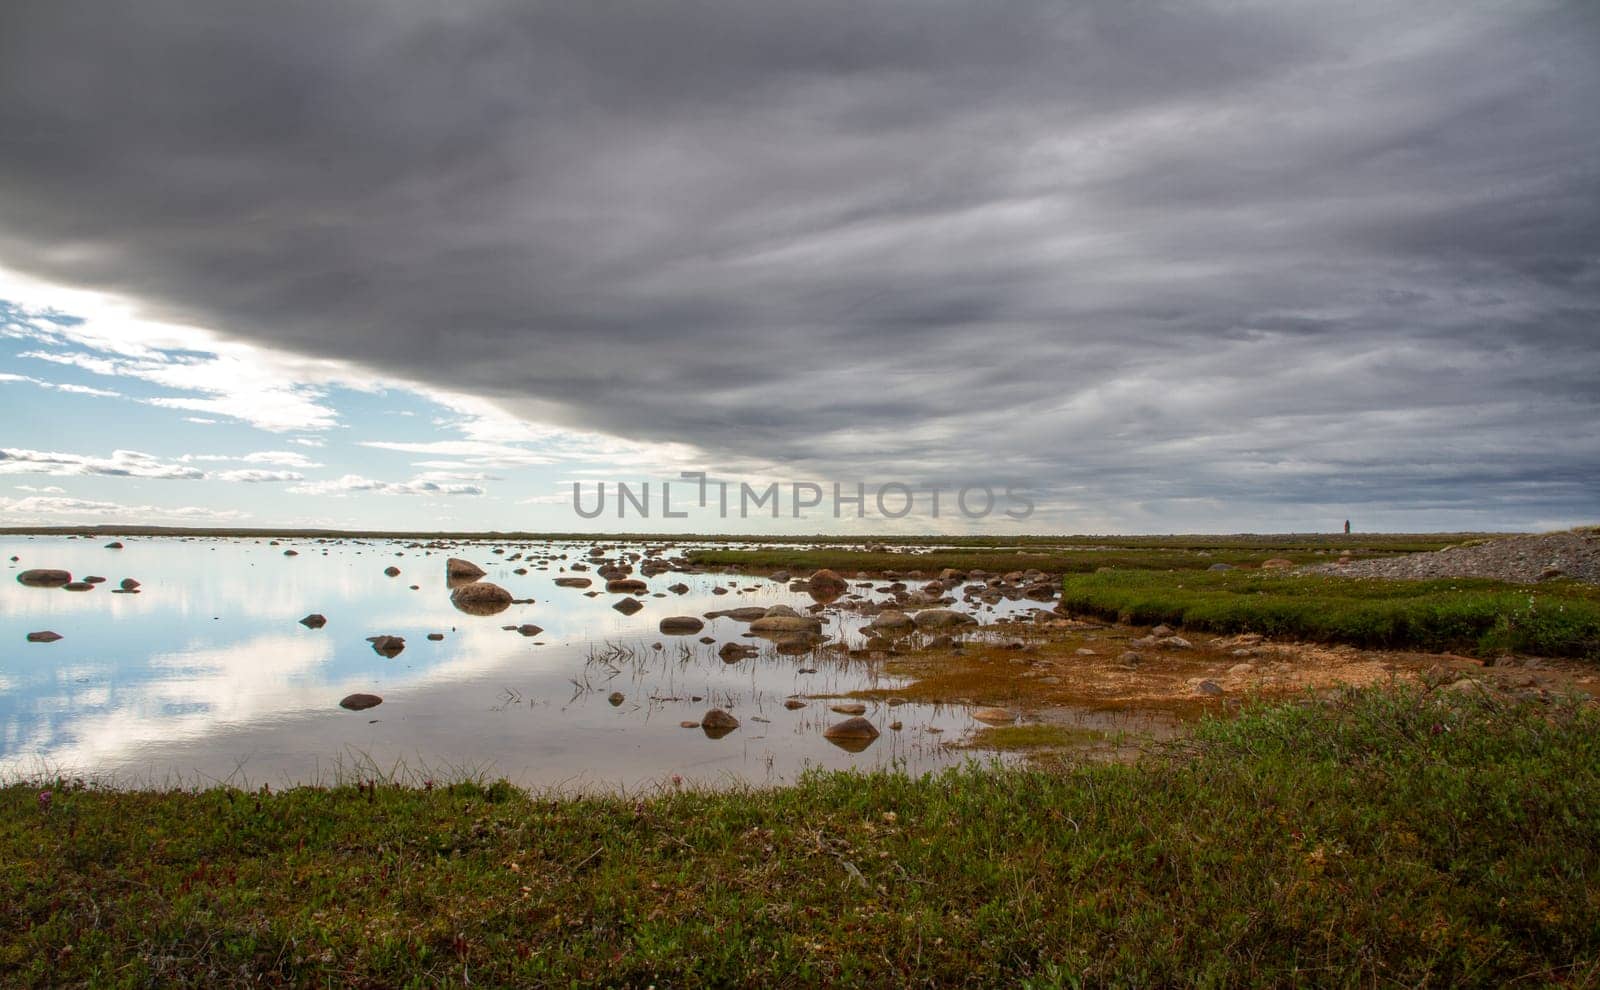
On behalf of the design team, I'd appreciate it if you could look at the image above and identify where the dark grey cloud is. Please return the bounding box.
[1,0,1597,527]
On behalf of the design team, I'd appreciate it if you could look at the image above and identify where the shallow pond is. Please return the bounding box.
[2,536,1047,791]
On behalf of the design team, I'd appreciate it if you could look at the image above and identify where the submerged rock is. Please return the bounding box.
[912,609,978,630]
[339,693,383,711]
[515,623,544,637]
[26,631,62,643]
[613,597,644,615]
[659,615,705,634]
[368,635,406,658]
[807,568,848,600]
[823,717,880,751]
[749,614,823,633]
[971,707,1015,725]
[447,557,487,580]
[384,566,401,577]
[450,581,513,615]
[830,702,868,715]
[701,708,740,738]
[704,606,768,622]
[718,642,758,662]
[63,581,94,592]
[299,613,327,629]
[608,691,626,706]
[865,610,914,633]
[17,569,71,588]
[554,576,592,588]
[104,541,124,549]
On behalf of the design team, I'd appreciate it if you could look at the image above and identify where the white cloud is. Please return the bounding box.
[1,267,364,433]
[0,370,121,398]
[0,447,205,480]
[0,495,248,522]
[288,437,325,447]
[13,484,67,494]
[214,469,305,483]
[287,473,484,497]
[180,450,323,469]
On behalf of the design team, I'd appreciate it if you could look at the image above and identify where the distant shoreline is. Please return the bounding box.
[0,526,1517,545]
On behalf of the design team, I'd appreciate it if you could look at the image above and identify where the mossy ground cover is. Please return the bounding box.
[689,545,1386,576]
[4,689,1596,987]
[1059,570,1600,660]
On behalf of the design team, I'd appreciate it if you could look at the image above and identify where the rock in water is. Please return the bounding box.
[912,609,978,630]
[339,693,383,711]
[701,708,740,738]
[749,615,823,633]
[613,597,644,615]
[658,616,705,634]
[971,707,1015,725]
[26,631,63,643]
[104,541,124,549]
[368,635,406,658]
[63,582,94,592]
[865,610,914,634]
[807,568,848,600]
[606,578,648,594]
[554,577,592,588]
[830,702,867,715]
[450,581,513,615]
[384,566,401,577]
[300,613,327,629]
[17,569,71,588]
[823,717,881,752]
[446,557,487,580]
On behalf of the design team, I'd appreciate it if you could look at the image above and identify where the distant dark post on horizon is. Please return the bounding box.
[1345,520,1351,535]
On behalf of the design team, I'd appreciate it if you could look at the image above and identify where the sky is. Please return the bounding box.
[1,0,1596,535]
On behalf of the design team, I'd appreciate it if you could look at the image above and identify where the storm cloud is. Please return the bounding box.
[1,0,1596,528]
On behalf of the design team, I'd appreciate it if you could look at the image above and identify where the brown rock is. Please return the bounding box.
[339,693,383,711]
[368,635,406,658]
[17,569,71,588]
[446,557,487,580]
[823,716,881,751]
[450,581,513,615]
[701,708,740,738]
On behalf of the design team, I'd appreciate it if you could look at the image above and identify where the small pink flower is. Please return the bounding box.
[671,774,683,788]
[37,790,52,812]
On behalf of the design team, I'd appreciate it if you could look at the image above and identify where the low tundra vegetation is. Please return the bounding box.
[1060,569,1600,660]
[4,688,1596,987]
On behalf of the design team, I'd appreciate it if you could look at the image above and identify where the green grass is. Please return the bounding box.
[1060,570,1600,659]
[687,545,1395,575]
[4,688,1597,987]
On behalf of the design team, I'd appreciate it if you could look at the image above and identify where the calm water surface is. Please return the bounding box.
[2,536,1038,790]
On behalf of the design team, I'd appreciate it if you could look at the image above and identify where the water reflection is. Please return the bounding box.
[1,536,1045,791]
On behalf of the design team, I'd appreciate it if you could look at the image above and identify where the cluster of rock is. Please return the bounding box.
[1307,530,1600,585]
